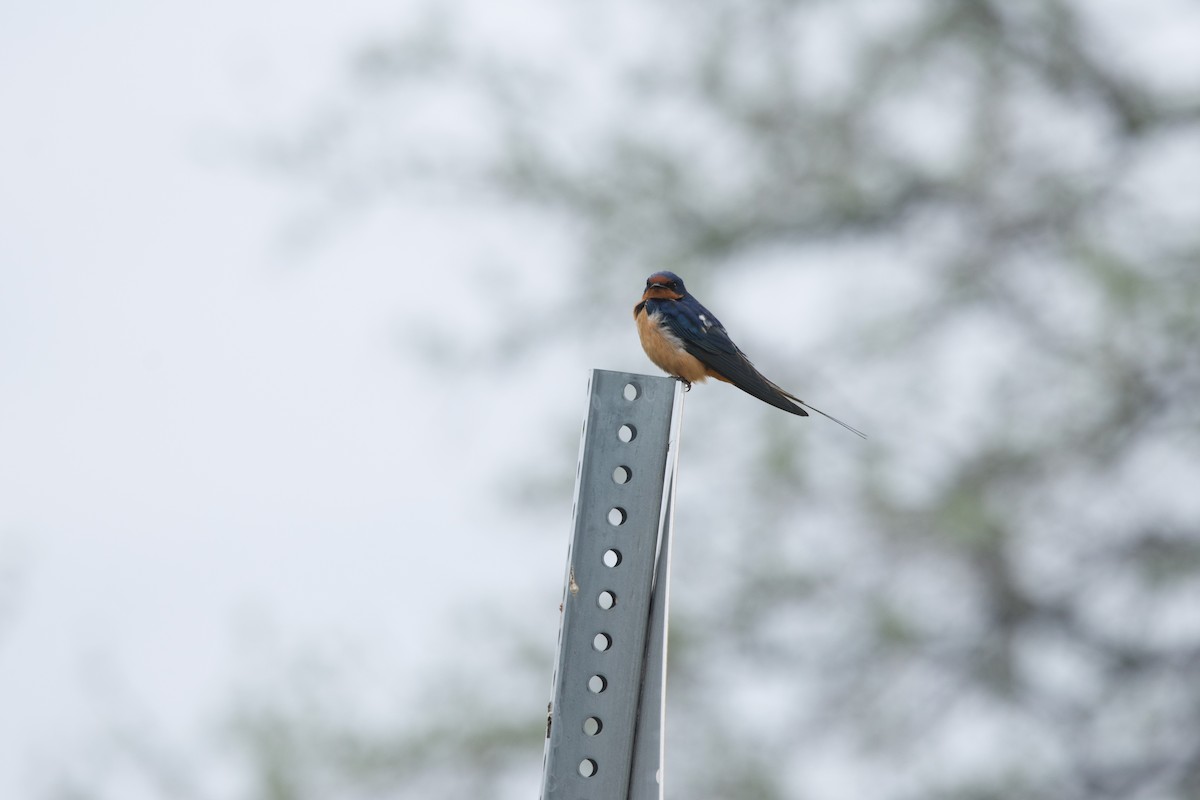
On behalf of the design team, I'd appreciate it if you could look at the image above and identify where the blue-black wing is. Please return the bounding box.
[648,296,867,437]
[647,296,809,417]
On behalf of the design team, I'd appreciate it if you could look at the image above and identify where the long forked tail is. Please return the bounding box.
[792,397,867,439]
[700,352,867,438]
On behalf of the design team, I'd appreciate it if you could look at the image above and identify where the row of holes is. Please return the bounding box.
[609,466,631,525]
[578,382,641,781]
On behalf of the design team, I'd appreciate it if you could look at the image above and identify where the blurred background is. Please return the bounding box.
[3,0,1200,798]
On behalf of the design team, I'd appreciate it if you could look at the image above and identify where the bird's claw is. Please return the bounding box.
[679,378,692,392]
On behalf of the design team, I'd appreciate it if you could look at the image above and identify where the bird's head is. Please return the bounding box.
[642,271,687,302]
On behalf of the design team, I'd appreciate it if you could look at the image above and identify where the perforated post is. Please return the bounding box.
[541,370,683,800]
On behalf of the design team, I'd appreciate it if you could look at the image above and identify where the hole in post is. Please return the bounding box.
[593,633,612,652]
[617,424,637,443]
[597,591,616,610]
[583,716,603,736]
[623,383,639,401]
[579,758,597,778]
[607,507,626,526]
[588,674,607,693]
[612,466,631,484]
[603,549,621,568]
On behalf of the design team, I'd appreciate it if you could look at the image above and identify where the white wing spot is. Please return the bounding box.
[699,313,711,329]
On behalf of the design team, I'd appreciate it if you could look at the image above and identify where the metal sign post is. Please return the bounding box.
[541,370,684,800]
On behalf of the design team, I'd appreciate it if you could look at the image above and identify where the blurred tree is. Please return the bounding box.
[75,0,1200,798]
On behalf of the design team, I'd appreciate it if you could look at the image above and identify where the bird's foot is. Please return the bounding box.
[679,378,692,392]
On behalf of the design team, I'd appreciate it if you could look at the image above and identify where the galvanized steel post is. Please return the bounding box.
[541,370,684,800]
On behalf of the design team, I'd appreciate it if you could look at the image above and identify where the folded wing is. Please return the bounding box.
[656,299,809,417]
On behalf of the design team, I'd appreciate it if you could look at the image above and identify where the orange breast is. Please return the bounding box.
[635,307,709,383]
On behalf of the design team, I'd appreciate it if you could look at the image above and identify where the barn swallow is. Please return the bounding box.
[634,271,866,438]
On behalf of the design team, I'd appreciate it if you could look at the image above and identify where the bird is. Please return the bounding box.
[634,270,866,438]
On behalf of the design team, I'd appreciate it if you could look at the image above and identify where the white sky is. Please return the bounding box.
[0,2,587,795]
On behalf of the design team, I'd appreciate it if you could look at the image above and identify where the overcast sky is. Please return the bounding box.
[6,1,1200,798]
[0,2,590,796]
